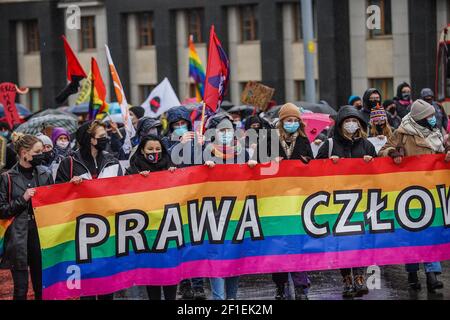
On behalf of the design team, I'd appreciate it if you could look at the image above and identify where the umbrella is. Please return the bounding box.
[266,101,337,119]
[15,114,78,135]
[0,103,32,119]
[301,113,334,142]
[27,108,78,121]
[68,103,89,115]
[226,105,256,117]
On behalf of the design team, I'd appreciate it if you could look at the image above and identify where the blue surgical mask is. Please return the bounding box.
[217,131,234,145]
[173,125,188,137]
[0,131,10,139]
[283,121,300,133]
[427,116,437,128]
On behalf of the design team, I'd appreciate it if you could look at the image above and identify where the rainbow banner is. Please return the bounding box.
[33,154,450,300]
[0,219,13,257]
[188,35,206,102]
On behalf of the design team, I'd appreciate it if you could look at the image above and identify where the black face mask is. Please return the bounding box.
[375,124,384,135]
[424,98,433,105]
[145,152,162,163]
[29,153,47,167]
[42,150,54,165]
[401,93,411,101]
[94,137,110,151]
[368,100,380,109]
[387,107,397,115]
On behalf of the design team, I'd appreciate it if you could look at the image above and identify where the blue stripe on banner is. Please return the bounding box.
[42,226,450,288]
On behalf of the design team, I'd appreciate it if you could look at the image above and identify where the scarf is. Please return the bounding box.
[278,129,299,160]
[400,114,445,153]
[209,141,243,160]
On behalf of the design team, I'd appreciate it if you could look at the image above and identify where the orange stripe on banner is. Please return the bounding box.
[34,170,450,228]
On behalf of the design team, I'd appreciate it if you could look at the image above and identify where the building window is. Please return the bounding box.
[137,13,155,47]
[139,84,155,102]
[239,5,258,42]
[295,80,319,101]
[369,78,393,100]
[186,9,204,43]
[292,1,317,41]
[25,20,40,53]
[28,88,42,113]
[80,16,96,50]
[368,0,392,38]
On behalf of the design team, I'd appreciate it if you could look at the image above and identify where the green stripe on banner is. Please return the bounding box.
[41,209,446,270]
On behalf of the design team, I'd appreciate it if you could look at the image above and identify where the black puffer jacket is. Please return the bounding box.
[0,164,53,270]
[316,106,377,159]
[55,121,123,183]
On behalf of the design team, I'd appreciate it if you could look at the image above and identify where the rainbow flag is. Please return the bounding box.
[0,219,13,257]
[188,35,205,102]
[89,57,109,120]
[33,154,450,299]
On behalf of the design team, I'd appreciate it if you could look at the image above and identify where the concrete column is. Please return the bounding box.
[392,0,411,88]
[127,14,139,105]
[176,10,189,101]
[436,0,449,38]
[349,0,367,97]
[282,3,295,102]
[227,6,240,105]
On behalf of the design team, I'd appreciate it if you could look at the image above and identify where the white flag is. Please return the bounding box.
[141,77,181,117]
[105,44,134,154]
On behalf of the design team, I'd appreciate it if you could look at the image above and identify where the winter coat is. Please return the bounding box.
[379,115,448,157]
[55,150,123,183]
[0,164,53,270]
[316,106,377,159]
[277,134,313,160]
[393,82,412,119]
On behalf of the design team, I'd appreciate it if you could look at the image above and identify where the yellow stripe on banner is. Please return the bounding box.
[34,170,450,228]
[37,189,443,250]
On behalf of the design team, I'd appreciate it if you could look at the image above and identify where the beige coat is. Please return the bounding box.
[379,126,449,157]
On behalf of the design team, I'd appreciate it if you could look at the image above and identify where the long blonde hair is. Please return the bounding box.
[369,122,393,139]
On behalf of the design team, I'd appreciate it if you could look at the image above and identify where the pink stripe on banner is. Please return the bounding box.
[43,243,450,300]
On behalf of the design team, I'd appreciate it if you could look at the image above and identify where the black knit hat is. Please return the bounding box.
[129,106,145,119]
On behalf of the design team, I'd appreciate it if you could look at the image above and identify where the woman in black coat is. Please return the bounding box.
[126,135,177,300]
[252,103,312,300]
[316,106,376,298]
[0,133,54,300]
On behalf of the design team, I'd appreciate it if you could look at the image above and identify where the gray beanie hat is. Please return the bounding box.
[36,133,53,148]
[420,88,434,99]
[410,99,435,121]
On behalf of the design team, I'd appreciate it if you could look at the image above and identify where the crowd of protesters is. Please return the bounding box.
[0,82,449,300]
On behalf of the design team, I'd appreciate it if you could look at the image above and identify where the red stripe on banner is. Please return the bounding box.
[32,154,449,207]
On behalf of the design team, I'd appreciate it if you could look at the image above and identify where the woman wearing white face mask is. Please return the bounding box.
[316,106,376,298]
[51,127,73,162]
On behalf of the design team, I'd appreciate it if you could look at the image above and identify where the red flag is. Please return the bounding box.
[89,57,108,119]
[62,35,87,81]
[203,25,230,113]
[0,83,21,129]
[56,35,87,104]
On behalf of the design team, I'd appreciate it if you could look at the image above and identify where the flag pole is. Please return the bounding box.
[199,101,207,134]
[106,111,123,139]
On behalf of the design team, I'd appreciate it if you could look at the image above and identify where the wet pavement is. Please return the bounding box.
[2,262,450,300]
[114,261,450,300]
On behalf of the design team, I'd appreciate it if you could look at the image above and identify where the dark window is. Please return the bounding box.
[137,13,155,47]
[293,1,317,41]
[240,5,258,42]
[295,80,319,101]
[186,9,204,43]
[368,0,392,38]
[28,88,42,112]
[25,20,40,53]
[80,16,96,50]
[369,78,393,100]
[140,84,155,102]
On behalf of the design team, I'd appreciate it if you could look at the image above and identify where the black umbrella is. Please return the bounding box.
[265,101,337,119]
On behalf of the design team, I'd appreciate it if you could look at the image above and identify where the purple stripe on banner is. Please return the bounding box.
[43,243,450,299]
